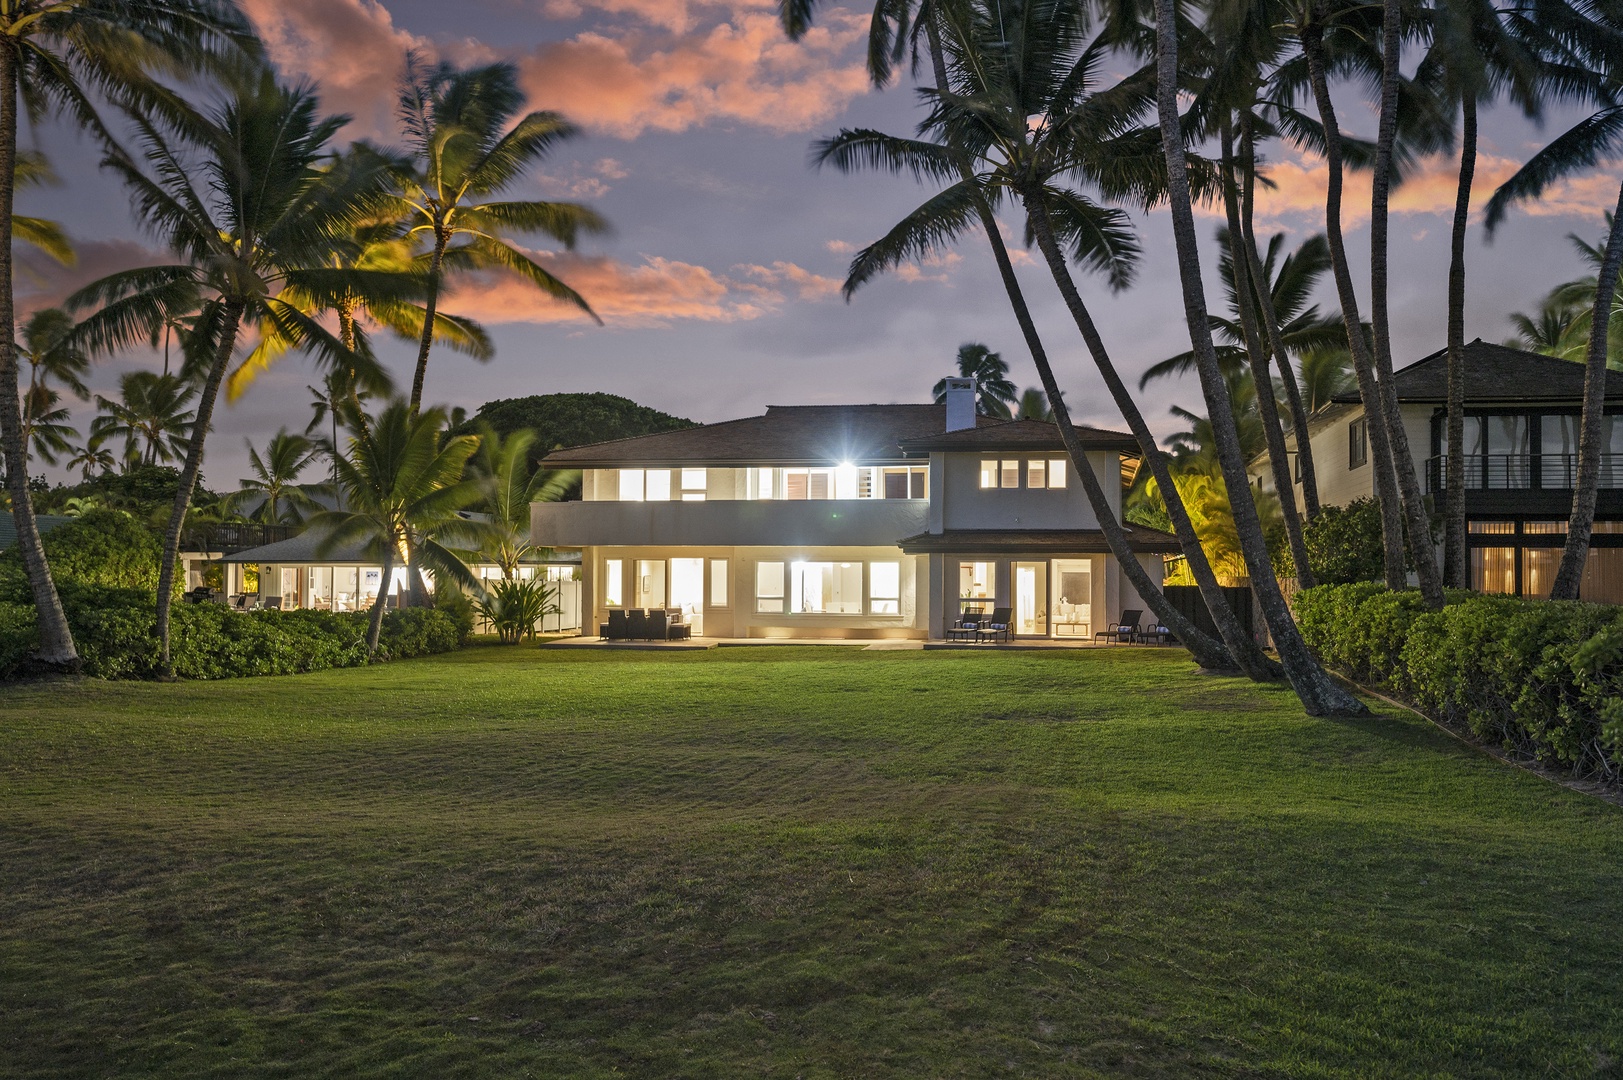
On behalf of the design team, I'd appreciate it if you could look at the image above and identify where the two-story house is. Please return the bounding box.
[1256,340,1623,603]
[532,381,1179,640]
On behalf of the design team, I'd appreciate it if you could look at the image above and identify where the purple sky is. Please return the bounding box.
[16,0,1617,488]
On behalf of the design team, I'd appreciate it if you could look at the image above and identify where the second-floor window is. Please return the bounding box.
[980,458,1069,489]
[1348,418,1369,470]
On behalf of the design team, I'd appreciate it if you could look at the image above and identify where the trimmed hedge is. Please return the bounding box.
[0,585,465,681]
[1294,584,1623,781]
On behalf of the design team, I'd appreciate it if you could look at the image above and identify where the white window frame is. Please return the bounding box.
[869,560,900,615]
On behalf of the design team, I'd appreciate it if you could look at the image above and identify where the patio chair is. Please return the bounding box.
[666,609,692,641]
[259,595,283,612]
[1093,609,1143,644]
[1137,623,1174,646]
[626,608,649,640]
[649,609,669,641]
[976,607,1014,644]
[606,609,628,640]
[946,617,980,643]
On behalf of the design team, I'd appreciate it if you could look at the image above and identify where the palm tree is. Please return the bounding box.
[16,307,87,467]
[816,1,1258,678]
[68,70,400,676]
[20,384,74,465]
[1014,387,1052,421]
[306,402,486,654]
[1484,39,1623,600]
[1506,220,1623,366]
[90,371,194,467]
[66,434,115,481]
[470,426,576,580]
[388,55,607,412]
[0,0,255,671]
[222,429,323,524]
[13,151,74,267]
[932,342,1017,417]
[1152,0,1365,714]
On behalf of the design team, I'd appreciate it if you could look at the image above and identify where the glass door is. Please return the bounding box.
[635,559,667,610]
[669,558,704,635]
[1015,562,1047,636]
[1051,559,1092,638]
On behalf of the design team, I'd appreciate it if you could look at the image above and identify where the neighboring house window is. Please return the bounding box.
[1293,454,1302,484]
[710,560,729,607]
[681,469,707,501]
[782,468,832,499]
[1048,458,1066,487]
[791,561,863,613]
[755,561,785,612]
[1001,459,1020,488]
[882,466,927,499]
[869,561,900,615]
[1027,459,1047,488]
[1349,418,1369,470]
[604,559,623,607]
[980,460,998,489]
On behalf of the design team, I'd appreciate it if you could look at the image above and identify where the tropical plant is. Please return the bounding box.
[932,342,1017,417]
[1014,387,1052,421]
[17,309,86,465]
[1506,219,1623,368]
[89,371,195,468]
[68,70,403,676]
[387,55,607,411]
[65,436,115,482]
[222,429,324,524]
[0,0,258,671]
[305,402,489,655]
[469,426,575,580]
[472,576,559,644]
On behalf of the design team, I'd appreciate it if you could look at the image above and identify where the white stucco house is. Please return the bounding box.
[531,380,1178,641]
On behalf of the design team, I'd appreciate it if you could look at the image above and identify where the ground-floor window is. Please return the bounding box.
[790,561,863,614]
[1468,519,1623,603]
[604,559,623,606]
[1051,559,1092,638]
[869,561,900,614]
[756,561,785,612]
[709,559,729,607]
[959,561,994,615]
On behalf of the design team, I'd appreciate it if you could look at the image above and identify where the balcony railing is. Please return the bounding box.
[181,522,300,554]
[1426,454,1623,493]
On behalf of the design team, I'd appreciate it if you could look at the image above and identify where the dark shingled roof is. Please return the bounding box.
[897,527,1182,554]
[1331,339,1623,405]
[898,417,1139,454]
[542,405,1136,466]
[0,512,72,552]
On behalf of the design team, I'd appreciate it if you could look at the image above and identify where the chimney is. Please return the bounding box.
[943,376,976,432]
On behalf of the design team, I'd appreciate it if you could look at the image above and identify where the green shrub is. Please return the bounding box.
[0,509,163,600]
[434,586,476,645]
[1301,499,1389,584]
[0,586,464,681]
[471,578,559,644]
[1295,583,1623,778]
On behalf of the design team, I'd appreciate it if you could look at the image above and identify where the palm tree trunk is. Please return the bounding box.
[1551,181,1623,599]
[1155,0,1366,716]
[1240,114,1321,521]
[1369,0,1445,609]
[155,298,245,678]
[367,541,394,654]
[1221,119,1315,590]
[0,43,76,670]
[409,230,448,415]
[1020,186,1279,678]
[921,15,1243,672]
[1300,13,1409,590]
[1443,95,1476,589]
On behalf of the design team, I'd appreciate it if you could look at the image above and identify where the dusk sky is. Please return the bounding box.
[16,0,1623,487]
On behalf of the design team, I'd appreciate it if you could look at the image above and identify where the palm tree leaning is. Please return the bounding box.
[387,55,607,413]
[222,429,323,524]
[0,0,256,671]
[68,70,399,677]
[470,425,576,580]
[933,342,1018,417]
[308,402,486,654]
[1152,0,1365,715]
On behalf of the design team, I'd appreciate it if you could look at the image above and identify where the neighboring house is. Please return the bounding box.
[0,512,71,552]
[1253,340,1623,603]
[532,380,1179,641]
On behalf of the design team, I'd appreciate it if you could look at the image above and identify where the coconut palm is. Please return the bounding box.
[931,342,1017,417]
[1014,387,1053,421]
[1507,220,1623,367]
[12,151,74,268]
[469,426,576,580]
[1484,34,1623,599]
[67,70,402,676]
[0,0,254,670]
[16,307,87,467]
[1151,0,1365,714]
[306,402,487,654]
[90,371,194,467]
[222,429,324,524]
[816,1,1260,678]
[388,55,607,412]
[66,433,115,481]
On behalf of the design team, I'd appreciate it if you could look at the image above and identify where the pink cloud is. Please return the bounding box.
[734,260,842,301]
[15,239,173,317]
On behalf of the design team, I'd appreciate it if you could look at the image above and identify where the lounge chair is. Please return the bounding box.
[976,606,1014,643]
[1094,609,1143,644]
[258,595,283,612]
[667,610,692,641]
[1137,623,1174,645]
[649,609,669,641]
[946,617,980,643]
[626,608,649,640]
[606,609,628,640]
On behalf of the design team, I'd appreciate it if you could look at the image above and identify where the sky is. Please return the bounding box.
[15,0,1623,488]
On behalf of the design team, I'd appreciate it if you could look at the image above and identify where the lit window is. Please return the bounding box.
[790,561,863,613]
[1027,459,1047,489]
[756,561,785,613]
[870,561,900,615]
[1001,459,1020,488]
[958,560,993,615]
[681,468,707,502]
[754,467,775,499]
[834,463,859,499]
[980,460,998,489]
[618,469,644,501]
[710,559,729,607]
[604,559,623,606]
[1048,459,1066,487]
[645,469,672,501]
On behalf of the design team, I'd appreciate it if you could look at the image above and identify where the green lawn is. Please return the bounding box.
[2,646,1621,1078]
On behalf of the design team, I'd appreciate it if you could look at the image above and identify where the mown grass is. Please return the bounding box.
[2,645,1621,1078]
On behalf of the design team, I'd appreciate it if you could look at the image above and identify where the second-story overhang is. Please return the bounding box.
[897,526,1182,555]
[897,418,1140,456]
[531,498,931,549]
